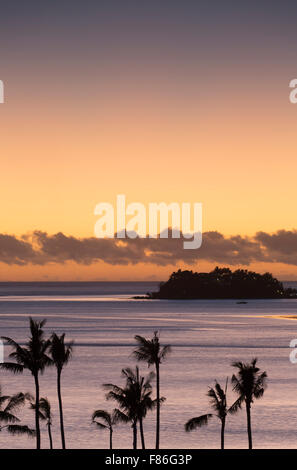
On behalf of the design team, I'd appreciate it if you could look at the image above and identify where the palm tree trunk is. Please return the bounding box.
[34,373,41,449]
[109,428,113,450]
[139,417,145,449]
[48,423,53,449]
[132,421,137,449]
[246,402,252,449]
[57,369,66,449]
[221,417,225,450]
[155,362,160,449]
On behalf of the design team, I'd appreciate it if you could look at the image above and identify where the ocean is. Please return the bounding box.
[0,281,297,449]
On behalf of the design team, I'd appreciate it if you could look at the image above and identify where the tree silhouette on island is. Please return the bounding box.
[145,267,297,300]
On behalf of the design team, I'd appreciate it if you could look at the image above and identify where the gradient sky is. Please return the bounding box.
[0,1,297,280]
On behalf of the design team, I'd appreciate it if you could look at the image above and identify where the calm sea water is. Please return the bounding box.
[1,281,297,449]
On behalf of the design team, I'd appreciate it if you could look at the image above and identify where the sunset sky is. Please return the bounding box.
[1,1,297,280]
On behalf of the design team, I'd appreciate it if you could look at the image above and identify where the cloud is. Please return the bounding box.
[255,230,297,265]
[0,234,37,265]
[0,229,296,267]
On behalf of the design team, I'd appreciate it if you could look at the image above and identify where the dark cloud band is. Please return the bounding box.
[0,229,296,267]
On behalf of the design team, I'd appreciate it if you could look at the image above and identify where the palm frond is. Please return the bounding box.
[6,424,36,437]
[228,396,243,414]
[207,387,220,409]
[29,402,47,421]
[105,391,126,405]
[160,344,171,361]
[133,350,153,364]
[92,409,111,426]
[143,371,155,387]
[1,337,22,349]
[0,411,20,424]
[4,393,29,413]
[253,387,265,399]
[185,414,213,432]
[232,361,244,369]
[0,395,10,406]
[113,408,130,424]
[214,382,225,401]
[38,397,52,419]
[0,362,24,374]
[103,383,124,394]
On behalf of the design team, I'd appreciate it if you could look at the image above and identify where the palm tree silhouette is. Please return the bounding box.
[185,379,239,449]
[104,382,138,449]
[104,366,156,449]
[0,386,35,438]
[0,318,52,449]
[133,331,171,449]
[122,366,157,449]
[231,358,267,449]
[92,409,119,449]
[30,397,53,449]
[49,333,73,449]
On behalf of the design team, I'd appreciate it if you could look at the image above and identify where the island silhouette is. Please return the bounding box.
[138,267,297,300]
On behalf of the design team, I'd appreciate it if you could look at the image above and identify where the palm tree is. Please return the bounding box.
[0,386,35,439]
[30,397,53,449]
[0,318,52,449]
[49,333,73,449]
[122,366,157,449]
[92,409,119,449]
[185,379,239,449]
[104,382,138,449]
[231,358,267,449]
[104,366,156,449]
[133,331,171,449]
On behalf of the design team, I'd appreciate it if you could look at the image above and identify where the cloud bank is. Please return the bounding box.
[0,229,297,267]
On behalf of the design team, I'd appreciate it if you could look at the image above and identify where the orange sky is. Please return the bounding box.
[1,82,296,236]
